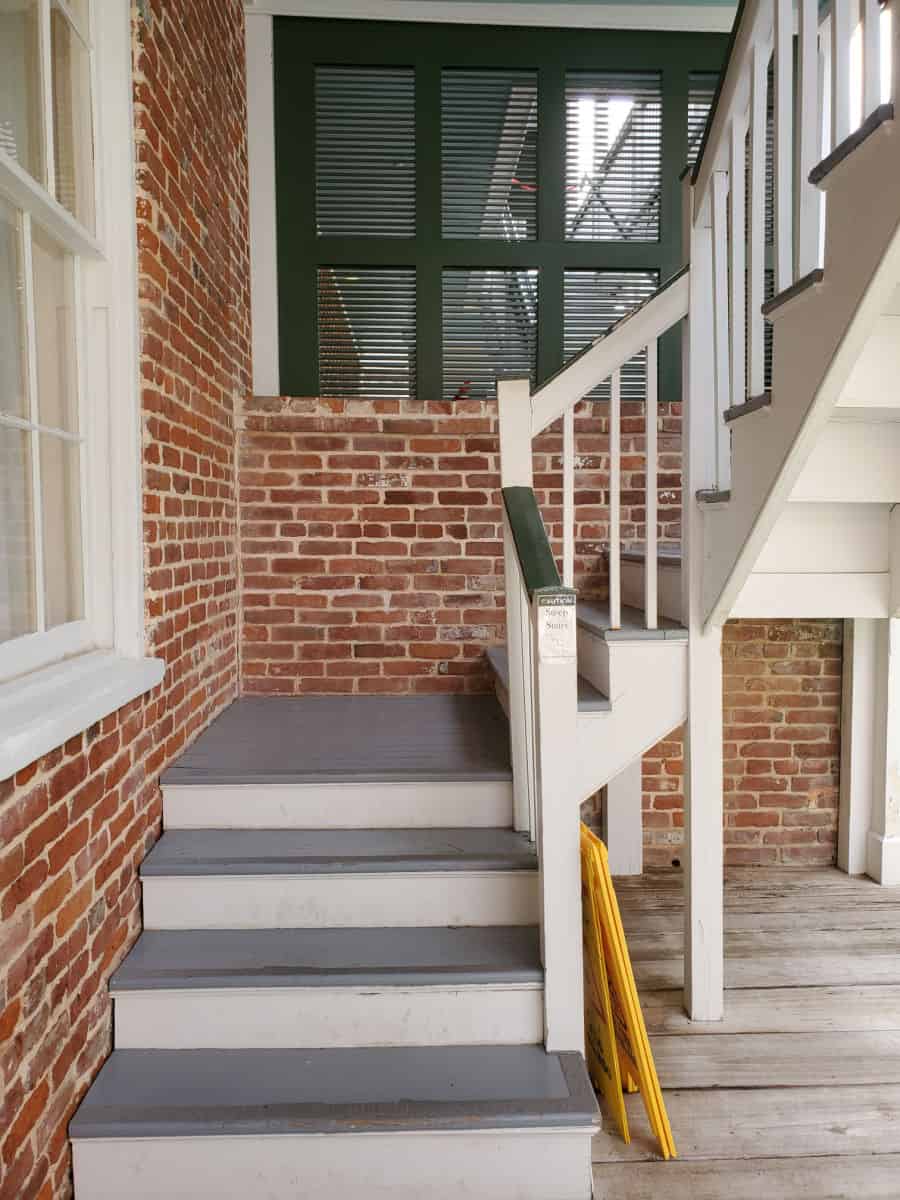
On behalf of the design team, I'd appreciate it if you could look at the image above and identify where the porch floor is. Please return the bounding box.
[593,867,900,1199]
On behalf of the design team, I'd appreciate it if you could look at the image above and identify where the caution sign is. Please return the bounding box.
[580,823,677,1160]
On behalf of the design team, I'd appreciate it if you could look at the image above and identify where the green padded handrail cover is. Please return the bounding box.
[502,486,561,598]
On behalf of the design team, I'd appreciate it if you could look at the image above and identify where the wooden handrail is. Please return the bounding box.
[502,486,562,599]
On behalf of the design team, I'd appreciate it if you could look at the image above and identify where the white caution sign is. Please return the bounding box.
[537,592,576,663]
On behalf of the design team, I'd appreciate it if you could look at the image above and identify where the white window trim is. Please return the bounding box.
[0,1,163,781]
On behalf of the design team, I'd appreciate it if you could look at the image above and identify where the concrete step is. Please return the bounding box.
[140,828,540,929]
[70,1045,598,1199]
[111,925,544,1048]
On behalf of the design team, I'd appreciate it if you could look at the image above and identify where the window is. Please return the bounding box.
[272,19,726,402]
[0,2,157,777]
[687,72,718,167]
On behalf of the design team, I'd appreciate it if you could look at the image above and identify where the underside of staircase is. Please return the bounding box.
[68,694,599,1200]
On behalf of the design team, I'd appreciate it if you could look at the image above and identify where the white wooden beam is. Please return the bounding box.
[602,759,644,877]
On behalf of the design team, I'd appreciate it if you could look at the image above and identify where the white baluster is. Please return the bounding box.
[711,168,731,487]
[562,406,575,589]
[797,0,822,277]
[609,369,622,630]
[729,115,747,408]
[832,0,854,145]
[861,0,882,118]
[644,340,658,631]
[748,41,768,399]
[775,0,795,292]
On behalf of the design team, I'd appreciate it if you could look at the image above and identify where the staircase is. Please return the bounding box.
[69,696,598,1198]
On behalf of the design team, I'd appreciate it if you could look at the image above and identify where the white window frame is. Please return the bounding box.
[0,1,163,780]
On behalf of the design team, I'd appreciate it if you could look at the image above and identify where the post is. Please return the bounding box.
[838,618,877,875]
[499,376,537,836]
[602,759,644,876]
[531,585,584,1051]
[866,619,900,885]
[682,179,725,1021]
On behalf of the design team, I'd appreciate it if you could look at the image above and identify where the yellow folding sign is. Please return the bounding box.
[580,823,677,1160]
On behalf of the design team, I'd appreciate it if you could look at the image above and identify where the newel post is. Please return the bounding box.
[531,585,583,1053]
[498,376,537,835]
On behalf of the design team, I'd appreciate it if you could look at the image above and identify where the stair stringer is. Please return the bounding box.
[701,117,900,628]
[573,639,687,804]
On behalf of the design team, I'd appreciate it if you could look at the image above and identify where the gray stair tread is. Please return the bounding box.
[761,267,824,318]
[810,101,894,185]
[162,695,511,787]
[141,828,538,877]
[577,601,687,642]
[69,1046,598,1138]
[111,925,542,990]
[486,647,611,712]
[620,547,682,566]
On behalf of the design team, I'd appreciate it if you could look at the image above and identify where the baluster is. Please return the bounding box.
[797,0,822,277]
[748,42,768,399]
[819,13,833,263]
[609,369,622,630]
[711,168,731,488]
[644,341,658,631]
[774,0,795,292]
[562,406,575,588]
[729,116,747,408]
[861,0,882,118]
[832,0,854,146]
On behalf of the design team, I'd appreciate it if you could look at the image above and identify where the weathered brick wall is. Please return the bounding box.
[0,4,250,1197]
[239,393,679,693]
[642,620,843,868]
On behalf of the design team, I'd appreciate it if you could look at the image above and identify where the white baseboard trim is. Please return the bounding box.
[866,831,900,886]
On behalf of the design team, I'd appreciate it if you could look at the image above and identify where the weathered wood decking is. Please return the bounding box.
[593,868,900,1199]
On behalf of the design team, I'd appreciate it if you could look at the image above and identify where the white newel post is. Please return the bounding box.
[531,586,584,1052]
[682,180,725,1021]
[866,619,900,885]
[498,377,538,836]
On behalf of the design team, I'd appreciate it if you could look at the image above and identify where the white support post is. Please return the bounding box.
[748,40,768,399]
[728,116,747,409]
[774,0,795,292]
[531,586,584,1052]
[866,618,900,886]
[609,369,622,630]
[499,377,538,837]
[711,169,731,488]
[861,0,882,119]
[838,618,877,875]
[683,182,725,1022]
[644,340,658,629]
[562,407,575,589]
[602,759,644,877]
[797,0,821,277]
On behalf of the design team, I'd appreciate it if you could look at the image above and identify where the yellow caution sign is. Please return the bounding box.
[580,823,677,1160]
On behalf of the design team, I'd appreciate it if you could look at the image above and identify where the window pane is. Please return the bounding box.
[0,196,28,418]
[687,72,718,167]
[563,270,658,400]
[318,267,416,399]
[32,222,78,432]
[0,424,36,642]
[0,0,43,181]
[40,433,83,628]
[442,268,538,402]
[565,72,662,242]
[441,69,538,240]
[315,67,415,238]
[51,4,95,230]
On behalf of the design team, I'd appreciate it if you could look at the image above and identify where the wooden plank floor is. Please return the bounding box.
[592,867,900,1199]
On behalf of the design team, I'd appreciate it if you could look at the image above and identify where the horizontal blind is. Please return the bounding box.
[563,270,658,400]
[317,268,416,398]
[687,72,719,166]
[442,268,538,401]
[441,69,538,240]
[315,67,415,238]
[565,72,662,242]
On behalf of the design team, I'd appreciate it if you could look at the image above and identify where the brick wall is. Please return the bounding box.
[641,619,843,868]
[0,4,250,1197]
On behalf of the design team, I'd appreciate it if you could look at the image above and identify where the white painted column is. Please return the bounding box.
[866,618,900,885]
[838,618,877,875]
[246,12,280,396]
[602,759,644,877]
[682,182,725,1021]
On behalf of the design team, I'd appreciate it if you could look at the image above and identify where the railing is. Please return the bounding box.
[690,0,895,489]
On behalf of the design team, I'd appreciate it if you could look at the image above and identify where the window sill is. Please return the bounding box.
[0,651,165,783]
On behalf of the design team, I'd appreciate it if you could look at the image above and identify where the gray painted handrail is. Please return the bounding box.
[502,486,561,599]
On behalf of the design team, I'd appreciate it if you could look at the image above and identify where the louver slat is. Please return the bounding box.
[563,270,658,400]
[565,72,662,242]
[441,69,538,240]
[315,67,415,238]
[442,269,538,401]
[317,268,416,399]
[687,73,719,167]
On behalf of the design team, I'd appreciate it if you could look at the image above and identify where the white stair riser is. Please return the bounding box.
[162,781,513,830]
[141,872,540,930]
[72,1128,594,1200]
[112,984,544,1049]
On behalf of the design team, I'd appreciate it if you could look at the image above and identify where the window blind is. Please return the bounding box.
[563,270,659,400]
[317,267,416,399]
[442,268,538,401]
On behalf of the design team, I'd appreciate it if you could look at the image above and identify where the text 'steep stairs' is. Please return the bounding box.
[69,695,599,1200]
